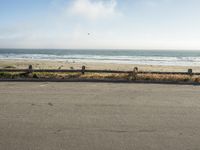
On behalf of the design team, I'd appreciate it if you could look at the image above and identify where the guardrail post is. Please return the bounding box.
[132,67,138,80]
[82,66,86,75]
[188,69,193,76]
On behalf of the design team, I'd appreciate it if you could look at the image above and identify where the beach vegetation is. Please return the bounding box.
[0,71,200,83]
[4,66,16,69]
[137,74,191,82]
[0,72,19,79]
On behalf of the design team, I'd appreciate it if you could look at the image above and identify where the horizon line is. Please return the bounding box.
[1,48,200,51]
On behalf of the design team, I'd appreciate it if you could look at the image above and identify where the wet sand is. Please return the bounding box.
[0,82,200,150]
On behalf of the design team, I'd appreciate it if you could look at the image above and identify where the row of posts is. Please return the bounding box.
[27,65,194,77]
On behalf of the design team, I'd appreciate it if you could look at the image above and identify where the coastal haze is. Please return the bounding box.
[1,0,200,49]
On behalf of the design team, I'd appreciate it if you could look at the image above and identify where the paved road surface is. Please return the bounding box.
[0,82,200,150]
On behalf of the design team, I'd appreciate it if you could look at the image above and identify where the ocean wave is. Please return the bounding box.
[1,53,200,66]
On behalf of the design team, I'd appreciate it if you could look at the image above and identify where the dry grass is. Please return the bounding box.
[0,71,200,83]
[137,74,191,82]
[81,73,129,79]
[31,72,82,79]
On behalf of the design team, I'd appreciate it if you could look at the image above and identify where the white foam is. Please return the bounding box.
[1,53,200,66]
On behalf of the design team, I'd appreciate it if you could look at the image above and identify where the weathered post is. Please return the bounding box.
[188,69,193,76]
[82,66,86,75]
[28,65,33,73]
[132,67,138,80]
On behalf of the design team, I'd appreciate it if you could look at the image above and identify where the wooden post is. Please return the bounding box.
[82,66,86,75]
[132,67,138,80]
[28,65,33,73]
[188,69,193,76]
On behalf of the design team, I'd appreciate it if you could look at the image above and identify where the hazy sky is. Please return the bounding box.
[0,0,200,50]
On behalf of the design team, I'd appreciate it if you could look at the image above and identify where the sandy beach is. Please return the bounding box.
[0,59,200,72]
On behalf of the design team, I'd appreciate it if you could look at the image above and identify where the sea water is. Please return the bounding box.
[0,49,200,66]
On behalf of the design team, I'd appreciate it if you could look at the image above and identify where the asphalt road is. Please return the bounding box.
[0,82,200,150]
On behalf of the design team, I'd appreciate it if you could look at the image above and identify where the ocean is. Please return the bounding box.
[0,49,200,66]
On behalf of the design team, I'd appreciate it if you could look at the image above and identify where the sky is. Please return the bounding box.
[0,0,200,50]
